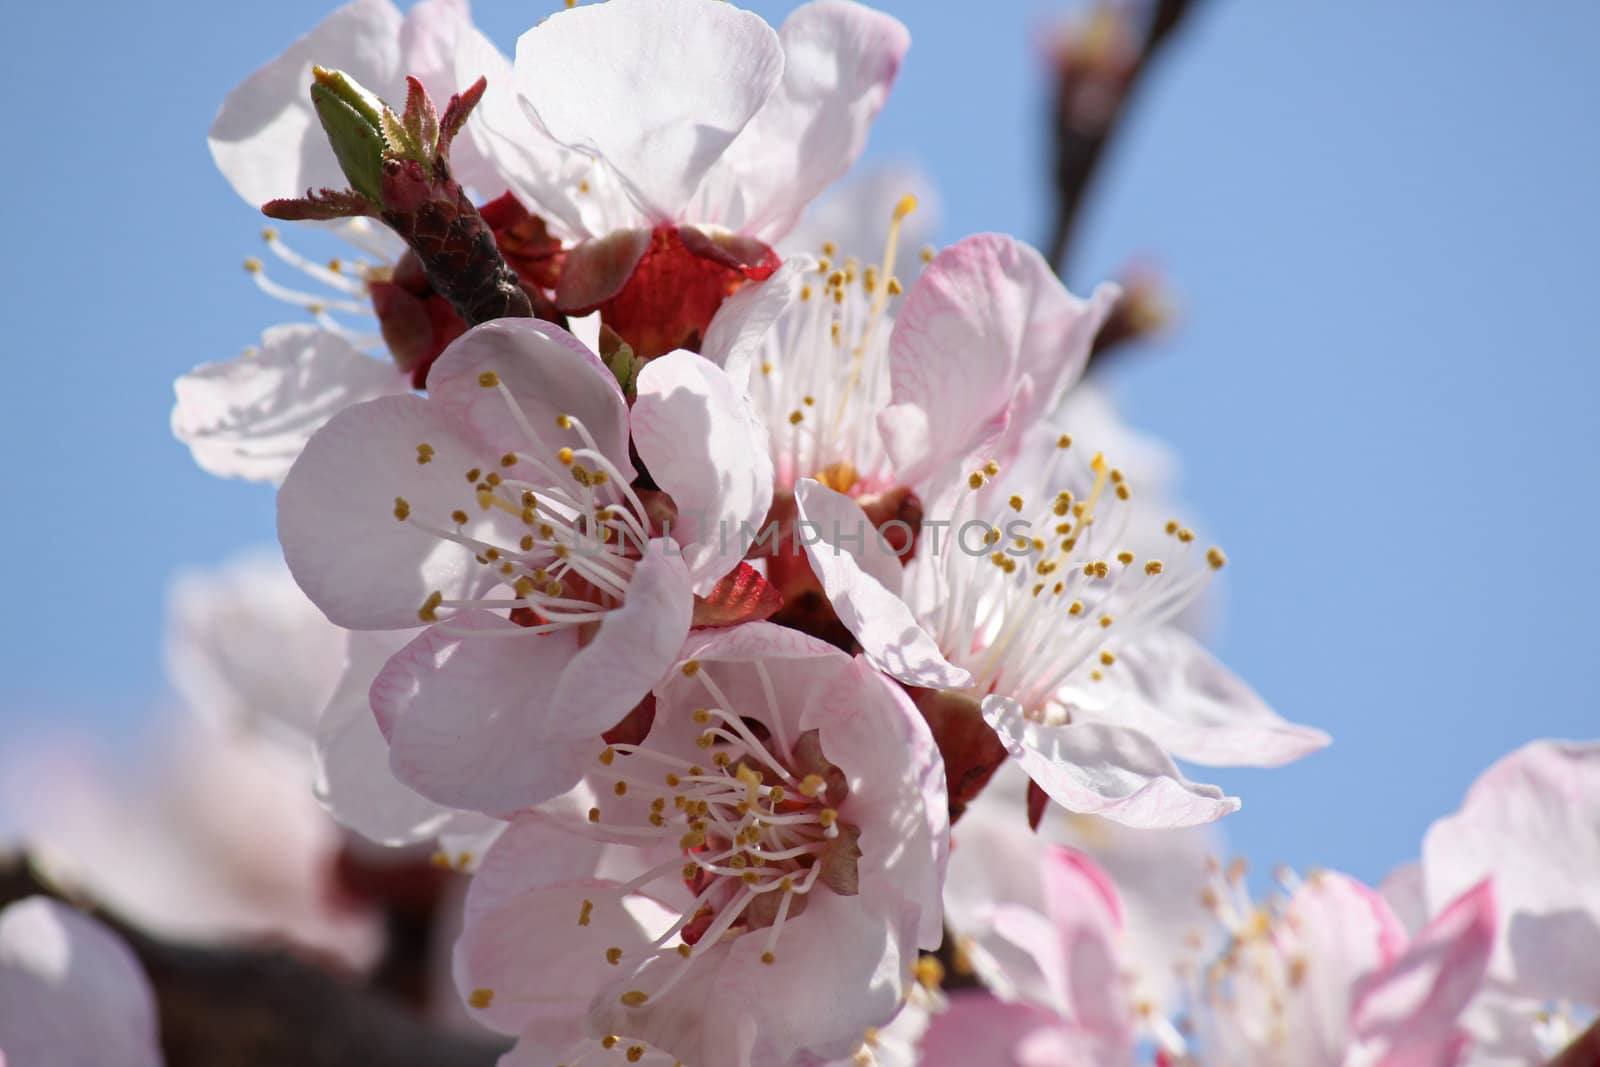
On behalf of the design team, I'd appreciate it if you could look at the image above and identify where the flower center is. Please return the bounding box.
[581,660,859,1009]
[397,377,652,634]
[929,437,1225,715]
[750,196,924,495]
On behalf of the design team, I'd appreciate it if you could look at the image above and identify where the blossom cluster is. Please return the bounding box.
[4,2,1595,1067]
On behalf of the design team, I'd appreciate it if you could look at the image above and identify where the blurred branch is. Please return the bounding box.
[1043,0,1204,276]
[1546,1019,1600,1067]
[1,853,503,1067]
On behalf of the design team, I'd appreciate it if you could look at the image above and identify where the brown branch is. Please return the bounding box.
[1043,0,1204,277]
[1546,1019,1600,1067]
[1,854,505,1067]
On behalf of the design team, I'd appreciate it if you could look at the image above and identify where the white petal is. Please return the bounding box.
[173,324,405,484]
[982,696,1238,829]
[633,352,774,590]
[695,0,910,241]
[880,235,1118,488]
[276,393,515,629]
[794,479,969,689]
[1061,626,1329,768]
[513,0,784,223]
[0,898,161,1067]
[314,629,478,845]
[209,0,403,208]
[699,255,816,390]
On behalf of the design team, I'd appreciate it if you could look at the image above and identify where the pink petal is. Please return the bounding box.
[795,478,970,689]
[880,234,1118,488]
[982,697,1239,828]
[1422,739,1600,1003]
[427,318,634,481]
[633,352,775,591]
[918,993,1082,1067]
[546,545,694,721]
[314,629,482,845]
[370,612,599,815]
[1062,626,1330,768]
[0,898,161,1067]
[277,393,517,629]
[513,0,784,224]
[699,0,910,241]
[456,879,673,1037]
[208,0,403,208]
[173,324,405,484]
[1350,879,1496,1067]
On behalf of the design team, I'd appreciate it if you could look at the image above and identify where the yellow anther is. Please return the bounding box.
[1009,494,1024,512]
[984,461,1000,476]
[1145,560,1164,575]
[893,193,919,221]
[761,951,776,965]
[1100,615,1114,628]
[1068,600,1084,615]
[418,591,442,622]
[821,240,838,257]
[1166,520,1180,535]
[819,808,838,828]
[620,991,650,1008]
[465,467,482,482]
[886,277,903,295]
[677,943,693,959]
[1100,651,1116,666]
[626,1047,645,1063]
[1177,527,1196,543]
[477,371,500,388]
[468,988,494,1009]
[243,256,263,273]
[1117,551,1134,565]
[578,899,594,926]
[681,660,701,676]
[798,773,827,798]
[1207,547,1228,569]
[587,807,601,823]
[920,245,935,264]
[261,226,279,241]
[557,414,572,429]
[968,471,985,489]
[557,447,575,466]
[605,947,623,965]
[393,497,410,521]
[415,443,435,464]
[602,1036,619,1050]
[1057,433,1073,449]
[914,955,945,991]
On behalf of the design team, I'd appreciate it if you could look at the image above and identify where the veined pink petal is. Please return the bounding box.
[514,0,784,224]
[880,234,1118,488]
[697,0,910,241]
[277,393,517,629]
[370,612,599,815]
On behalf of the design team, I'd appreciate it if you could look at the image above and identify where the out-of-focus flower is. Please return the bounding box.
[1420,740,1600,1062]
[281,318,772,817]
[0,897,162,1067]
[453,622,946,1067]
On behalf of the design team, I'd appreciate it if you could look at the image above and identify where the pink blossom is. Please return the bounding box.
[279,318,773,818]
[0,898,162,1067]
[453,622,947,1067]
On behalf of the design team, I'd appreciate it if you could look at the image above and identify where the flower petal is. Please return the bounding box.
[879,234,1118,487]
[982,697,1239,828]
[0,898,161,1067]
[427,318,634,481]
[633,352,775,590]
[513,0,784,223]
[695,0,910,241]
[370,612,600,815]
[209,0,403,208]
[314,629,485,845]
[1350,879,1496,1067]
[795,478,970,689]
[1421,740,1600,1003]
[700,255,816,390]
[546,545,694,722]
[1062,626,1329,768]
[173,324,406,484]
[277,393,514,629]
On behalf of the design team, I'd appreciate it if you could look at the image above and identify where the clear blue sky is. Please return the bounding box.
[3,1,1596,885]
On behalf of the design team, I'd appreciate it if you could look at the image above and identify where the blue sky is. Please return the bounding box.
[3,0,1596,885]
